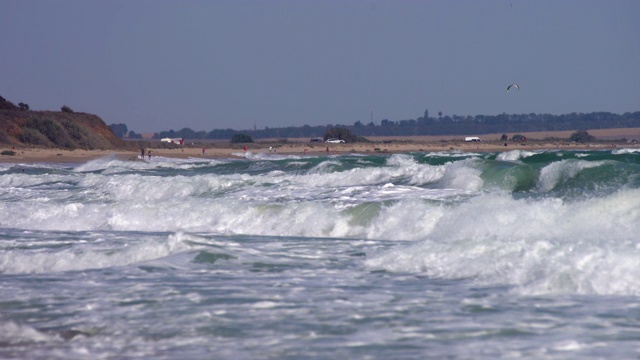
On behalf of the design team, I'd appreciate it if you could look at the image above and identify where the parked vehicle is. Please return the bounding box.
[325,138,345,144]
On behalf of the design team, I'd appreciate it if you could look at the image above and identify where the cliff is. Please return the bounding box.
[0,109,125,150]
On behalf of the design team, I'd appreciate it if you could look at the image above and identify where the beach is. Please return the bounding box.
[3,128,639,163]
[1,139,635,163]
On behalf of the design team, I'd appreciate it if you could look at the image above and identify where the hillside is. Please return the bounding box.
[0,108,125,150]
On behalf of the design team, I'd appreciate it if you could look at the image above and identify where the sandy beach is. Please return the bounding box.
[2,127,639,163]
[1,139,636,164]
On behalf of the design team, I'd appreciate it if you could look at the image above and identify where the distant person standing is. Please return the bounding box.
[202,148,206,155]
[148,150,152,160]
[141,148,145,160]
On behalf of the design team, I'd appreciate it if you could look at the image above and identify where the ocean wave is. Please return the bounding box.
[365,189,640,296]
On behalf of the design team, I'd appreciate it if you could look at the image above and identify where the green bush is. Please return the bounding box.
[231,134,254,143]
[19,127,53,146]
[61,105,74,113]
[23,117,76,149]
[1,150,16,156]
[569,130,596,143]
[128,130,143,139]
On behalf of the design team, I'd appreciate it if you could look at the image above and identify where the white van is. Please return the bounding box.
[464,137,481,142]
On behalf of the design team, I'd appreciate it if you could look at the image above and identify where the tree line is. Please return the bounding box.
[147,110,640,141]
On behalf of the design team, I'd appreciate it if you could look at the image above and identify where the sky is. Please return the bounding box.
[1,0,639,133]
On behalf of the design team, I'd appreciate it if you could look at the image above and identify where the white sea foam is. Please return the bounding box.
[4,152,640,296]
[3,151,640,358]
[233,151,306,161]
[0,321,54,344]
[0,232,192,274]
[73,156,135,172]
[366,189,640,295]
[612,148,640,154]
[422,151,479,158]
[73,156,227,174]
[495,149,537,161]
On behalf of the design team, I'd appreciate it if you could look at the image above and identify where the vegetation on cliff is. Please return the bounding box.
[0,96,124,150]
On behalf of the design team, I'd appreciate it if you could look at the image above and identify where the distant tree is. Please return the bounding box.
[109,123,128,138]
[511,134,527,142]
[399,119,417,127]
[18,102,30,110]
[61,105,74,113]
[569,130,595,143]
[139,109,640,141]
[500,134,508,141]
[231,133,254,143]
[128,130,143,139]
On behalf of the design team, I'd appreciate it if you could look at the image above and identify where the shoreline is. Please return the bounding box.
[1,140,637,164]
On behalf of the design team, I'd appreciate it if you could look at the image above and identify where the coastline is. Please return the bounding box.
[1,139,637,164]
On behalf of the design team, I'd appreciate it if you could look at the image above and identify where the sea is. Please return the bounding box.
[1,148,640,359]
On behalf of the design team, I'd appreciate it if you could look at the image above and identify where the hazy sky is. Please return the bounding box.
[2,0,639,133]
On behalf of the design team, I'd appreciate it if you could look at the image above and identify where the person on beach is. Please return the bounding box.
[141,148,145,160]
[202,148,206,155]
[148,150,152,160]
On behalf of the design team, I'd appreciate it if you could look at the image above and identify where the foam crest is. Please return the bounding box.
[76,173,253,202]
[496,149,537,162]
[385,154,440,185]
[363,199,446,240]
[73,156,133,172]
[233,151,305,161]
[0,232,191,274]
[0,172,68,189]
[423,151,478,158]
[438,158,484,191]
[366,189,640,295]
[307,159,343,175]
[0,322,53,344]
[302,165,403,188]
[74,156,229,174]
[385,153,418,167]
[537,159,608,192]
[612,148,640,155]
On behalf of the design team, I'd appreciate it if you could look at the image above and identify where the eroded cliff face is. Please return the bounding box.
[0,109,125,150]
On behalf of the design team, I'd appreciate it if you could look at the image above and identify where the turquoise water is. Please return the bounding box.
[1,149,640,359]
